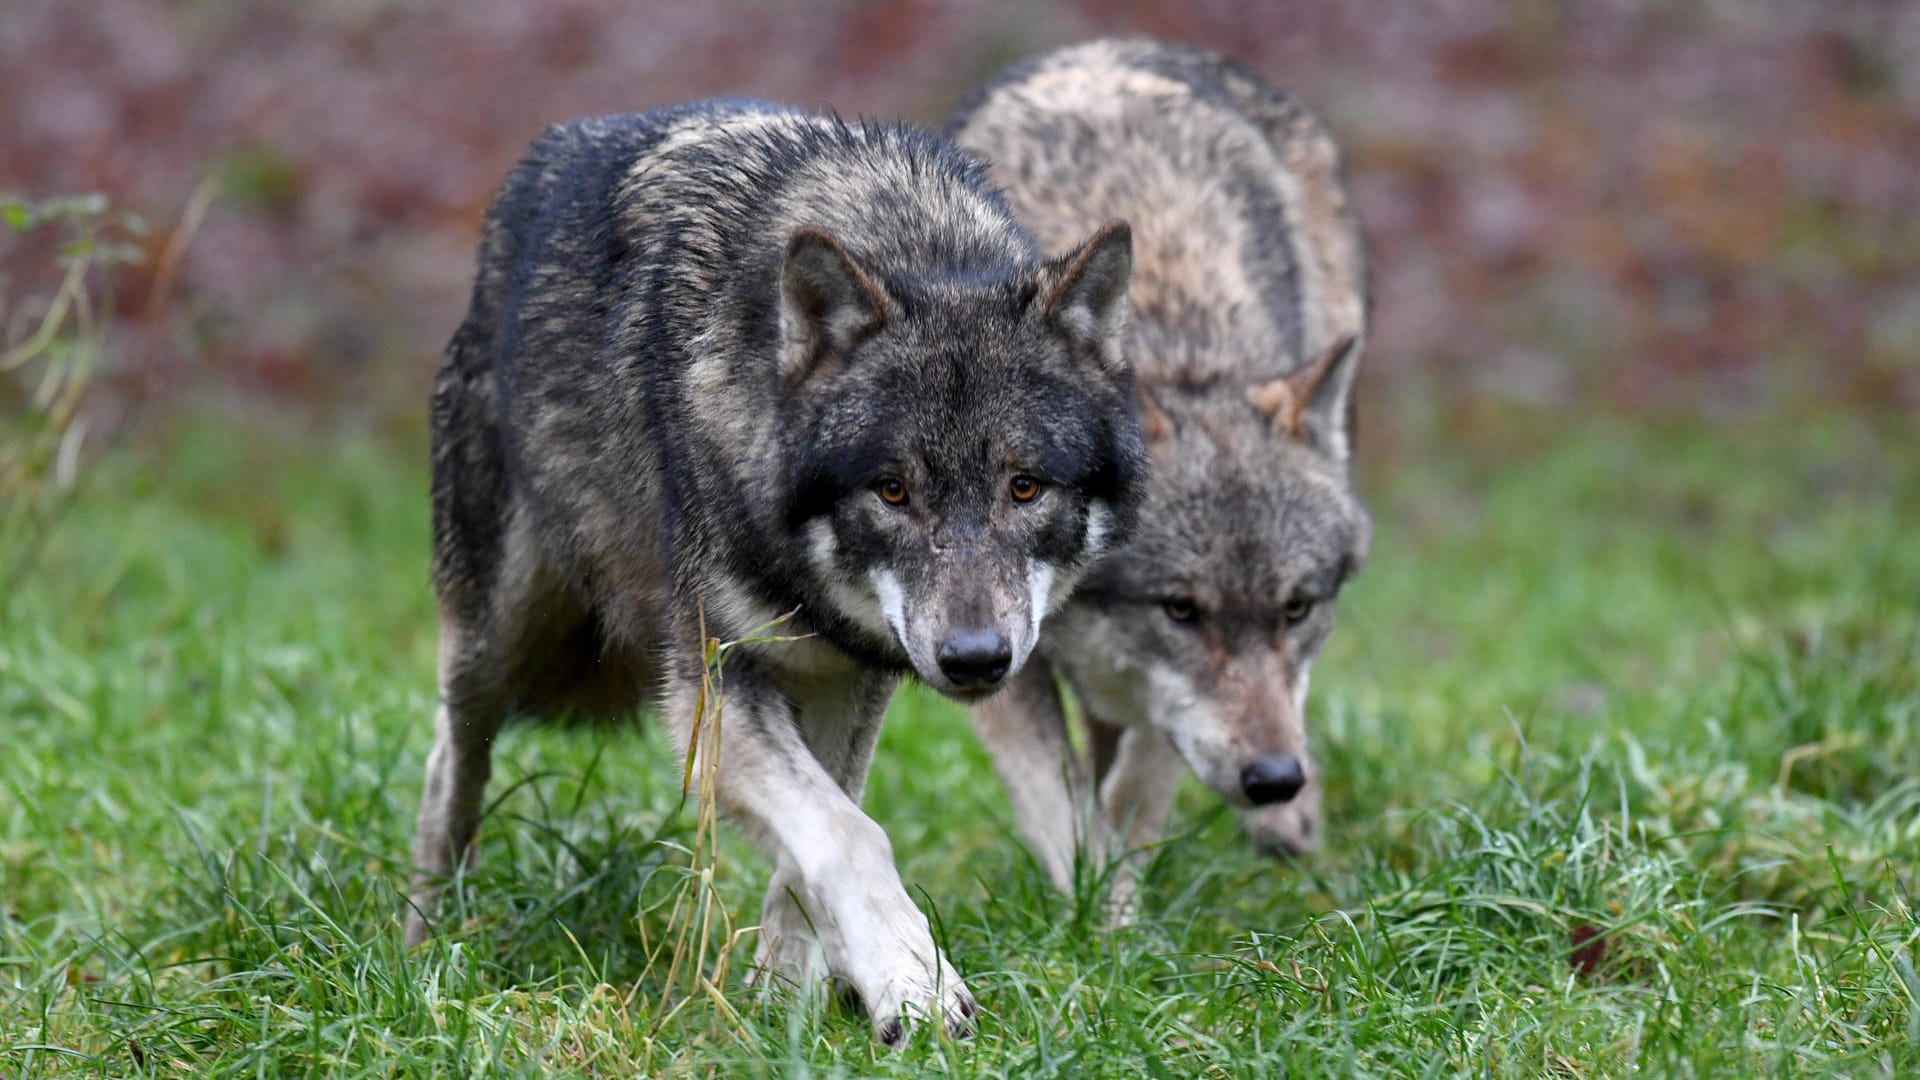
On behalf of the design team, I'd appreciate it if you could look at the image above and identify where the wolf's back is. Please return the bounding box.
[459,101,1037,399]
[947,38,1366,389]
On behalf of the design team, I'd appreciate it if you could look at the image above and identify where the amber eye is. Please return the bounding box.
[877,478,909,507]
[1163,597,1199,624]
[1010,475,1042,503]
[1283,596,1315,625]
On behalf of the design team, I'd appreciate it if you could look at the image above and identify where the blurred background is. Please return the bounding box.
[4,0,1917,454]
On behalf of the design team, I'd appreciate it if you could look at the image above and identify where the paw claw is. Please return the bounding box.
[946,1006,977,1040]
[869,976,977,1046]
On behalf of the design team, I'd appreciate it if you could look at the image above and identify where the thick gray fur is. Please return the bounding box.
[407,98,1146,1042]
[948,38,1372,912]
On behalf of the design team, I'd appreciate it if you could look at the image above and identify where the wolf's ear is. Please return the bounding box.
[1245,333,1361,462]
[1040,220,1133,379]
[779,226,890,383]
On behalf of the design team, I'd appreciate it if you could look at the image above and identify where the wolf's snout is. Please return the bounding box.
[1241,755,1307,806]
[936,629,1012,689]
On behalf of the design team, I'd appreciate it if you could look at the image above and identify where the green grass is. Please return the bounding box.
[3,411,1917,1076]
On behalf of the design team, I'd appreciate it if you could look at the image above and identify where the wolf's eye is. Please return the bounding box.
[1283,596,1315,625]
[1010,475,1042,503]
[1162,597,1199,624]
[877,479,909,507]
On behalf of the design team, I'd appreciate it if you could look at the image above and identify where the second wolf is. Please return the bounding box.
[948,39,1372,908]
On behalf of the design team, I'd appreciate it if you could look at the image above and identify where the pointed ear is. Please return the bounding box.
[1245,333,1361,462]
[1039,220,1133,379]
[779,226,890,384]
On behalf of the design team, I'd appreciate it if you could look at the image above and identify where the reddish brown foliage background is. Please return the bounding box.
[4,0,1916,434]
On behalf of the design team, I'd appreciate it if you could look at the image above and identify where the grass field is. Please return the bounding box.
[2,411,1917,1076]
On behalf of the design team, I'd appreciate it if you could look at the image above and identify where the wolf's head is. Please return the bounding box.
[1051,338,1369,854]
[780,222,1146,700]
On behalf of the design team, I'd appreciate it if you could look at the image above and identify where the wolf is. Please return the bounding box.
[405,98,1145,1042]
[947,39,1371,910]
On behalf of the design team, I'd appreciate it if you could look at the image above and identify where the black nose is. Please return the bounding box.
[936,630,1012,689]
[1241,755,1307,806]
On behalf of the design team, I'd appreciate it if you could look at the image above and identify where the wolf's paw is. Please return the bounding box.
[747,894,827,993]
[401,885,444,949]
[402,910,432,949]
[749,866,825,993]
[866,965,977,1046]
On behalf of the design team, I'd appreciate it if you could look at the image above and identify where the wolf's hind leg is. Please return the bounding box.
[968,660,1105,893]
[404,613,508,947]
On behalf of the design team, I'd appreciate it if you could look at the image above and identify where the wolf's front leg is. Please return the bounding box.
[1095,721,1185,926]
[968,660,1107,893]
[666,672,975,1044]
[748,673,894,995]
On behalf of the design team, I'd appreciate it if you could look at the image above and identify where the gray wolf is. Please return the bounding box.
[947,39,1371,912]
[405,98,1145,1042]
